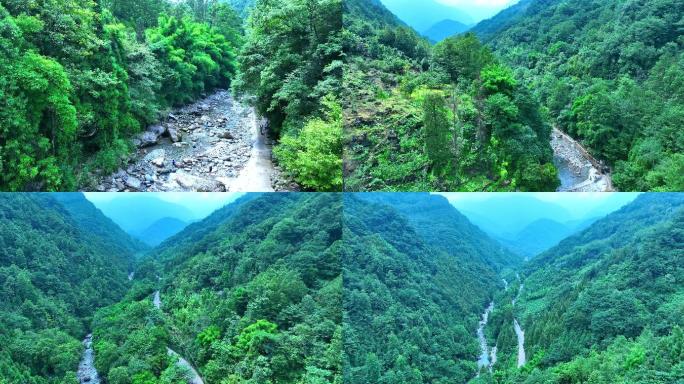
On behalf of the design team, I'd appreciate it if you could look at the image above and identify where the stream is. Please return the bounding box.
[153,291,205,384]
[94,91,293,192]
[551,128,612,192]
[513,319,526,368]
[511,278,526,368]
[77,334,101,384]
[476,302,496,375]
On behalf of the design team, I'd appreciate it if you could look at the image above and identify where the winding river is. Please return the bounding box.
[476,302,496,375]
[511,278,526,368]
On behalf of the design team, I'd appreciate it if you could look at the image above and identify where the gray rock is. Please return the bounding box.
[168,171,225,192]
[137,131,159,147]
[124,176,142,190]
[148,124,166,136]
[218,131,234,140]
[167,126,181,142]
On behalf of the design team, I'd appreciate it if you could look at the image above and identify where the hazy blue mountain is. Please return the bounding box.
[379,0,473,32]
[89,195,198,234]
[496,216,600,258]
[423,19,471,42]
[225,0,255,17]
[451,193,639,239]
[454,195,574,237]
[470,0,535,41]
[52,193,148,255]
[132,217,189,247]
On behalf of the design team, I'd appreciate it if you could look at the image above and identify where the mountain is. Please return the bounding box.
[471,0,684,191]
[344,0,557,192]
[486,193,684,382]
[225,0,255,17]
[92,193,342,383]
[423,19,471,42]
[379,0,473,32]
[0,194,136,383]
[452,195,574,236]
[132,217,189,247]
[495,217,598,258]
[344,193,520,383]
[469,0,534,41]
[53,193,148,255]
[90,195,198,234]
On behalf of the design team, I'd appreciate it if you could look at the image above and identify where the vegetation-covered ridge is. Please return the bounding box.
[478,193,684,383]
[92,193,342,383]
[343,0,559,192]
[474,0,684,191]
[343,193,519,383]
[0,193,140,383]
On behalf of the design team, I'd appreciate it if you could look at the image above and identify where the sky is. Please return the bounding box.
[436,0,519,21]
[85,192,242,220]
[380,0,520,30]
[437,192,641,235]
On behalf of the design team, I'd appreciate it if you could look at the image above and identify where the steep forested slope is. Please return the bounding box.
[485,194,684,383]
[52,193,148,256]
[0,194,136,383]
[343,0,558,191]
[343,193,517,383]
[475,0,684,191]
[92,193,342,383]
[233,0,343,191]
[0,0,242,191]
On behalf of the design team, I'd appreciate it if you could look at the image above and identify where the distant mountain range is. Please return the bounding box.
[131,217,190,246]
[379,0,474,32]
[422,19,471,42]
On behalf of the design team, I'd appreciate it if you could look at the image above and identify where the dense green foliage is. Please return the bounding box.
[475,0,684,191]
[482,194,684,383]
[0,194,138,383]
[0,0,241,191]
[233,0,343,191]
[343,0,558,191]
[344,193,518,383]
[93,193,342,383]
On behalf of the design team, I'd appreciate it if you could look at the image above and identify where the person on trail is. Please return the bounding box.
[172,159,177,168]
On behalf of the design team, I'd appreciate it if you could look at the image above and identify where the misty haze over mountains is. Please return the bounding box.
[380,0,520,41]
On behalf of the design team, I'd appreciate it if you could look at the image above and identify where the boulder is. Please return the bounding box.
[148,124,166,136]
[124,175,142,190]
[167,126,181,142]
[136,131,158,147]
[218,131,234,140]
[167,171,226,192]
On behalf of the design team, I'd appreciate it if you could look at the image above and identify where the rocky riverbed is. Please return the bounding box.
[77,334,101,384]
[92,91,298,192]
[551,128,612,192]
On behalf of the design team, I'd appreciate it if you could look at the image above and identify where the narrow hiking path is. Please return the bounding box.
[94,91,292,192]
[476,302,496,376]
[551,127,613,192]
[153,291,205,384]
[77,334,101,384]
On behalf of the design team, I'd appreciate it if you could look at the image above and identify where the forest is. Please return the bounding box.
[343,0,559,192]
[0,0,342,192]
[343,0,684,192]
[0,193,342,384]
[1,191,683,383]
